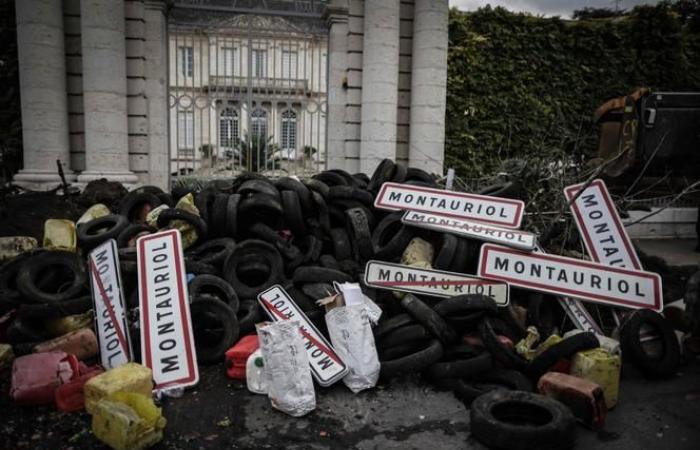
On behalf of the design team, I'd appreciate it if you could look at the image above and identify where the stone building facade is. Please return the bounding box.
[13,0,448,190]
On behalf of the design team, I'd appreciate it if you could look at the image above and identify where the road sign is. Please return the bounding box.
[374,182,524,228]
[534,244,603,334]
[364,260,509,306]
[258,285,348,386]
[137,229,199,390]
[88,239,132,370]
[478,244,662,311]
[401,210,536,251]
[564,179,642,270]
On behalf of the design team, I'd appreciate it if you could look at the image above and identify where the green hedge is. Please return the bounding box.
[446,2,700,179]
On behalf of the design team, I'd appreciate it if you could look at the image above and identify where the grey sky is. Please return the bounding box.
[448,0,660,18]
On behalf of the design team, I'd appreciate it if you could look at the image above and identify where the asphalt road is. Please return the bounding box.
[2,355,699,449]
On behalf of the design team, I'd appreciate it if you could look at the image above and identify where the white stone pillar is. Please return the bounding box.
[144,0,169,189]
[408,0,448,175]
[325,1,349,171]
[77,0,139,184]
[13,0,75,189]
[359,0,400,175]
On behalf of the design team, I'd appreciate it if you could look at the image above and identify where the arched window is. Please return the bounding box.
[219,107,239,150]
[250,107,267,139]
[280,109,297,152]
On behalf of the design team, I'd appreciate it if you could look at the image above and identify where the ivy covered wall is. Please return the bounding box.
[446,2,700,178]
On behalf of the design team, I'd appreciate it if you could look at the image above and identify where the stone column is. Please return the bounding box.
[324,0,349,171]
[13,0,75,189]
[408,0,448,175]
[359,0,400,175]
[144,0,169,189]
[77,0,139,184]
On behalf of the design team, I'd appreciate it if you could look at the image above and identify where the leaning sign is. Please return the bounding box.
[258,285,348,386]
[374,182,525,228]
[137,229,199,390]
[88,239,133,370]
[564,179,642,270]
[364,260,509,306]
[478,244,662,311]
[401,210,536,251]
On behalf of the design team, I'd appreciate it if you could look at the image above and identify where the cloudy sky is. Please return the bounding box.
[449,0,660,18]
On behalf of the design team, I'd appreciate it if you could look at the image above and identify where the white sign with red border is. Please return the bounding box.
[534,245,603,334]
[257,285,348,386]
[137,229,199,390]
[364,260,509,306]
[401,210,536,251]
[564,179,642,270]
[88,239,133,369]
[478,244,662,311]
[374,182,525,229]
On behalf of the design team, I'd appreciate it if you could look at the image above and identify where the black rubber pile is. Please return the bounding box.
[0,159,686,416]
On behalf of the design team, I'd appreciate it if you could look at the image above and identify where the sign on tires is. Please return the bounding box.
[364,260,509,306]
[88,239,133,370]
[478,244,662,311]
[401,210,536,250]
[258,285,348,387]
[374,182,524,228]
[137,229,199,390]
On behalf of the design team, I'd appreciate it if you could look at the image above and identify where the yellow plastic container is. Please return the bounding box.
[77,203,111,225]
[0,343,14,371]
[400,237,434,267]
[0,236,37,261]
[92,392,166,450]
[43,219,77,252]
[570,348,621,410]
[44,311,94,337]
[84,363,154,414]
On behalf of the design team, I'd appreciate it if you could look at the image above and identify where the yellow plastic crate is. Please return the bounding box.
[84,363,153,414]
[92,392,166,450]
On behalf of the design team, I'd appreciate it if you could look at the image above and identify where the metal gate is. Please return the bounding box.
[167,1,328,182]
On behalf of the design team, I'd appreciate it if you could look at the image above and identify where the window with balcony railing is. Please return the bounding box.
[179,46,193,77]
[219,107,239,149]
[281,109,297,151]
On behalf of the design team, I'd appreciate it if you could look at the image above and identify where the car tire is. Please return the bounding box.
[620,309,681,379]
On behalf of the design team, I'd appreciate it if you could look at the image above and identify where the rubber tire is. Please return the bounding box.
[237,179,280,201]
[378,324,431,350]
[238,193,283,228]
[17,251,86,304]
[189,274,240,313]
[190,295,239,365]
[18,295,92,319]
[223,240,283,299]
[305,179,330,200]
[434,233,458,270]
[400,294,457,345]
[225,194,241,238]
[328,185,373,207]
[313,171,348,187]
[380,338,443,379]
[373,313,416,341]
[77,214,129,251]
[210,193,229,238]
[426,349,493,380]
[119,192,162,222]
[391,163,407,183]
[329,228,352,261]
[372,213,414,261]
[238,299,264,336]
[282,190,306,236]
[345,207,374,261]
[368,159,395,192]
[476,369,534,392]
[116,224,155,248]
[292,266,352,284]
[434,294,499,316]
[157,208,208,241]
[406,167,436,185]
[620,309,681,379]
[479,317,529,371]
[527,332,599,381]
[310,191,330,233]
[470,390,576,450]
[187,238,236,267]
[275,177,313,212]
[319,254,341,271]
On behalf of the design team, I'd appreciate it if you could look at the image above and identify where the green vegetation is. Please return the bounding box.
[446,1,700,179]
